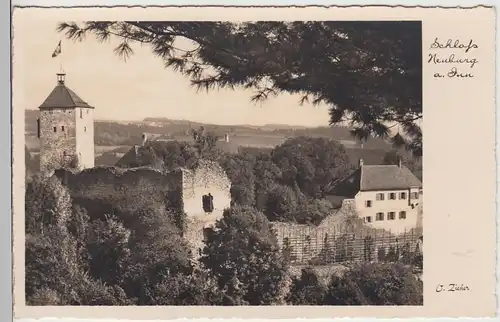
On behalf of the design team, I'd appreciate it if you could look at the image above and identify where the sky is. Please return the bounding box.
[13,11,331,126]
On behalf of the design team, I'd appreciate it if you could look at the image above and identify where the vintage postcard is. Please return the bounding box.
[12,5,496,319]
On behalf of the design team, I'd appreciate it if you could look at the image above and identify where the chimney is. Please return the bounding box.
[398,158,402,168]
[224,133,229,143]
[359,158,364,167]
[141,133,147,146]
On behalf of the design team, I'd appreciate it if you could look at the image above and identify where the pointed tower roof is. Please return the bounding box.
[38,73,94,110]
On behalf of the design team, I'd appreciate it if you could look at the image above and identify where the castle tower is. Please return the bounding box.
[37,73,95,173]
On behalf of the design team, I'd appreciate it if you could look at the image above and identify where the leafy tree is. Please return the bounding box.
[58,21,422,156]
[383,149,422,181]
[25,174,73,235]
[192,126,222,160]
[264,184,299,222]
[25,175,130,305]
[85,215,132,285]
[219,154,256,206]
[271,137,351,198]
[135,140,200,171]
[286,267,327,305]
[291,198,334,225]
[324,263,423,305]
[121,208,195,304]
[200,206,289,305]
[253,152,282,210]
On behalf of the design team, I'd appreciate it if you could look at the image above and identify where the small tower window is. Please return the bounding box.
[61,126,65,132]
[80,109,83,118]
[53,126,57,133]
[84,126,87,132]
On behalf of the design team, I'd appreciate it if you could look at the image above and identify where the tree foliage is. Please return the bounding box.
[324,263,423,305]
[286,267,327,305]
[200,206,289,305]
[57,21,422,156]
[271,136,351,198]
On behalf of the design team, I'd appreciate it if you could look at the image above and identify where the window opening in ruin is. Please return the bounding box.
[202,193,214,214]
[61,126,65,132]
[53,126,57,132]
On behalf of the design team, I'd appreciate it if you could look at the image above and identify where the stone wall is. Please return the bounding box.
[54,166,184,226]
[54,160,232,254]
[181,159,231,217]
[181,160,232,254]
[39,109,77,173]
[53,158,231,258]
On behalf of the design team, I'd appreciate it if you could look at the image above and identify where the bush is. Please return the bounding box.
[286,267,327,305]
[324,263,423,305]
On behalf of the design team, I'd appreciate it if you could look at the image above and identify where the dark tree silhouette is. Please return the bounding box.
[57,21,422,157]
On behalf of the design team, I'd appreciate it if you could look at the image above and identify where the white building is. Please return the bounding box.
[328,159,422,234]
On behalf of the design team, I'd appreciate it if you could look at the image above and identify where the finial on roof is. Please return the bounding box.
[56,72,66,85]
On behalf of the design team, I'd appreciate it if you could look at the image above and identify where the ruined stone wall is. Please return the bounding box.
[39,109,77,173]
[54,166,184,225]
[181,160,232,254]
[182,160,231,217]
[54,160,232,255]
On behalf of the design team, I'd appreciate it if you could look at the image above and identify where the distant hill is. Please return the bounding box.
[24,109,393,151]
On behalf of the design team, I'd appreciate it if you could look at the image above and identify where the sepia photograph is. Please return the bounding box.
[12,5,495,319]
[22,18,424,307]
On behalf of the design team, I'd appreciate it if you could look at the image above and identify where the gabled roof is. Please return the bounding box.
[328,164,422,197]
[360,165,422,191]
[115,146,141,168]
[39,83,93,109]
